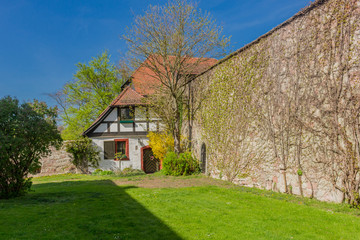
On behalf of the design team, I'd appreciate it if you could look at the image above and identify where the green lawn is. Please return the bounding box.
[1,174,360,240]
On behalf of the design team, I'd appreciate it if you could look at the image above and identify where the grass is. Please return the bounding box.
[1,174,360,239]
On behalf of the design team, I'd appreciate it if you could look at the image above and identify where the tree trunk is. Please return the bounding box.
[298,174,303,197]
[173,128,181,154]
[173,109,182,154]
[187,81,193,151]
[79,157,88,174]
[283,169,288,193]
[173,96,183,154]
[188,120,192,151]
[296,131,304,197]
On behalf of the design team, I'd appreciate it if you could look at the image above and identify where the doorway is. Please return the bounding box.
[200,143,206,173]
[141,146,159,174]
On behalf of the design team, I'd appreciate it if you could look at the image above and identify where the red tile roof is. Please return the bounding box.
[111,86,144,106]
[132,56,218,95]
[83,56,217,136]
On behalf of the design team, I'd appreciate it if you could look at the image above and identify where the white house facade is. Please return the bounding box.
[83,86,162,173]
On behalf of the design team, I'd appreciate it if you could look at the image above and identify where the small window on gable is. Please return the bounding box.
[120,107,134,123]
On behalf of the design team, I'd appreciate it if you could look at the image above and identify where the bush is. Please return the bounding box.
[65,137,100,174]
[147,132,174,162]
[0,97,62,199]
[147,132,189,162]
[162,151,200,176]
[93,169,103,175]
[92,169,114,176]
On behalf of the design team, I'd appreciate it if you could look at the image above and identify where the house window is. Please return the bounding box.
[115,139,129,160]
[120,107,134,123]
[103,139,129,160]
[104,141,115,159]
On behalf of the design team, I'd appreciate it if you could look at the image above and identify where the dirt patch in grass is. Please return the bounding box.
[112,175,232,189]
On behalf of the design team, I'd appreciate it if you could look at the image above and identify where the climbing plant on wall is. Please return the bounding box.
[196,0,360,207]
[200,47,268,182]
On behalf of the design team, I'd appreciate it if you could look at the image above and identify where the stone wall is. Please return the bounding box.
[191,0,360,203]
[31,145,79,177]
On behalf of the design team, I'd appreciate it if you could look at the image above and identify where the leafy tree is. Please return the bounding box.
[123,0,229,153]
[0,96,62,199]
[65,137,100,174]
[53,51,127,140]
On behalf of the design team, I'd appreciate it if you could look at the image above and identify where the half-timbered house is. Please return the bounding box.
[83,56,217,173]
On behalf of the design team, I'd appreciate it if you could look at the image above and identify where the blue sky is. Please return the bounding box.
[0,0,310,105]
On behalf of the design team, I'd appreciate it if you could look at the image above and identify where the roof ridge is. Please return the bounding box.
[109,85,131,106]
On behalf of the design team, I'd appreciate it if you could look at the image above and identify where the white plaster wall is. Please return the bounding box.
[90,136,149,172]
[94,123,108,133]
[94,107,161,134]
[149,122,157,131]
[110,123,117,132]
[159,123,166,131]
[120,123,133,132]
[148,109,161,121]
[135,107,147,121]
[104,108,117,122]
[135,122,147,131]
[135,107,160,122]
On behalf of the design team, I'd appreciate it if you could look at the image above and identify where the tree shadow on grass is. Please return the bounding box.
[0,180,183,240]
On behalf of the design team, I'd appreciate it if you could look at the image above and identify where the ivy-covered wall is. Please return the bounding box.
[192,0,360,204]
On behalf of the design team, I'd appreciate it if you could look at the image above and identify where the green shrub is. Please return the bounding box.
[92,167,145,177]
[65,137,100,174]
[0,97,62,199]
[92,169,114,176]
[93,169,103,174]
[162,151,200,176]
[100,170,114,176]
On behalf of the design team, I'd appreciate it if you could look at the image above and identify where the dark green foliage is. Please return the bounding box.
[0,96,62,199]
[162,151,200,176]
[65,137,100,173]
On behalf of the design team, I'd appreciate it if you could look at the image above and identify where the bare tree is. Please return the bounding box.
[123,0,229,153]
